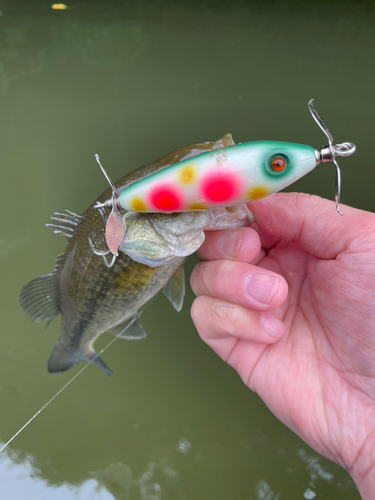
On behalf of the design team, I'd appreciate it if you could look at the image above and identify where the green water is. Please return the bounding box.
[0,1,374,498]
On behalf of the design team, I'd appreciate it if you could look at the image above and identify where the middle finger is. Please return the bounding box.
[190,259,288,311]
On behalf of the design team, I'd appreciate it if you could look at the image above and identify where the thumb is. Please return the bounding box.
[248,193,373,260]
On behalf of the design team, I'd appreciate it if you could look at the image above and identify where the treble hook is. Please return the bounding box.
[88,154,128,267]
[88,237,116,268]
[308,99,356,215]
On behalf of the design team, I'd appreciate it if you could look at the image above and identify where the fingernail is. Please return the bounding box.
[245,273,280,304]
[218,229,243,259]
[261,313,285,338]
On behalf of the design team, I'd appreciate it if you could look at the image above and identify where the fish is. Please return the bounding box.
[19,134,252,376]
[19,100,357,376]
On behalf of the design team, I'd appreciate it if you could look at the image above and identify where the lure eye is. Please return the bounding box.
[267,154,290,175]
[271,157,286,172]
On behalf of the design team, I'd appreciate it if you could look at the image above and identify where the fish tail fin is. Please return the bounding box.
[48,342,81,374]
[48,342,113,376]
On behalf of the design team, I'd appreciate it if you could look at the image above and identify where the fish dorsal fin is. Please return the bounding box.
[53,252,65,271]
[214,133,235,149]
[19,252,65,325]
[48,341,113,376]
[110,316,147,340]
[163,266,185,312]
[179,134,235,162]
[45,209,82,239]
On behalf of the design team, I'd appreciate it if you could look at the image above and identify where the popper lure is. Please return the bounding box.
[93,99,356,263]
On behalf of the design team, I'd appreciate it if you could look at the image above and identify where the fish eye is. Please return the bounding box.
[267,154,289,174]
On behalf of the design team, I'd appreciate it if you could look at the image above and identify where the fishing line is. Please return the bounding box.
[0,315,140,454]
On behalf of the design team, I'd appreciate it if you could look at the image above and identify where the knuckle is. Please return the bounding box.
[192,259,249,304]
[210,299,242,327]
[210,261,225,293]
[192,260,230,297]
[212,260,235,289]
[210,300,229,323]
[191,262,211,295]
[294,192,322,211]
[190,297,204,326]
[198,262,215,295]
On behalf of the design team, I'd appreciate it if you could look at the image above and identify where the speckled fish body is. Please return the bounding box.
[118,141,317,213]
[19,135,251,375]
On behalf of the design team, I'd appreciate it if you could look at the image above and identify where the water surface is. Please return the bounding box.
[1,1,374,498]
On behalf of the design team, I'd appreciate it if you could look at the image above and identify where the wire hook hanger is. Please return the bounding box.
[308,99,356,215]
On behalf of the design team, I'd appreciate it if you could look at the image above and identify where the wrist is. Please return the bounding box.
[350,435,375,500]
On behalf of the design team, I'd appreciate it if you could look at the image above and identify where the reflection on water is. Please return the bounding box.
[298,448,334,484]
[0,236,30,258]
[254,480,282,500]
[0,439,355,500]
[0,447,185,500]
[91,463,133,500]
[0,18,148,96]
[0,0,374,498]
[177,437,191,454]
[0,449,110,499]
[303,489,316,500]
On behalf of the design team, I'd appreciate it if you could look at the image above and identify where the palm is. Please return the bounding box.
[191,193,375,500]
[191,194,375,489]
[246,239,375,468]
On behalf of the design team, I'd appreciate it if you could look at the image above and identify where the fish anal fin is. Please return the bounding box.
[163,266,185,312]
[89,353,113,377]
[48,341,113,376]
[110,317,147,340]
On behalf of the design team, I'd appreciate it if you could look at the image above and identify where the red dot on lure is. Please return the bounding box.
[149,185,182,211]
[200,172,241,203]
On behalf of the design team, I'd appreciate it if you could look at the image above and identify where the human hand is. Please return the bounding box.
[190,193,375,499]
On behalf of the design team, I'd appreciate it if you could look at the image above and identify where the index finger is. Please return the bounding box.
[197,227,261,263]
[249,193,375,260]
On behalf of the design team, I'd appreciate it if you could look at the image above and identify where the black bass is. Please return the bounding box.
[19,134,251,376]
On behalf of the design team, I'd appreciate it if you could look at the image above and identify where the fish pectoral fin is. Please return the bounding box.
[163,266,185,312]
[19,272,60,326]
[48,341,113,376]
[19,252,65,326]
[110,317,147,340]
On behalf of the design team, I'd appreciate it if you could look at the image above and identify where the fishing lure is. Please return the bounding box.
[92,99,356,265]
